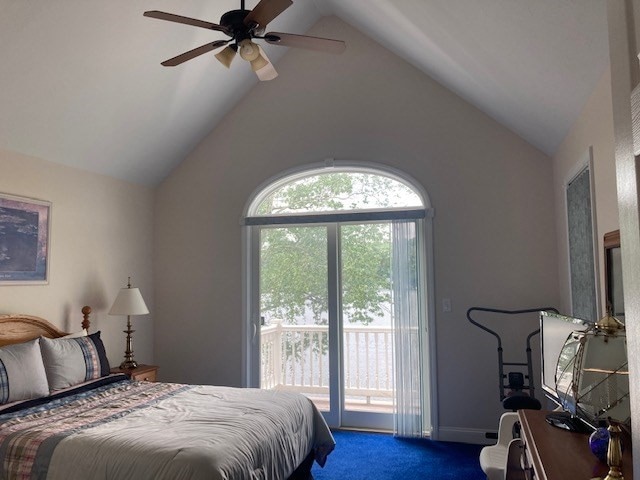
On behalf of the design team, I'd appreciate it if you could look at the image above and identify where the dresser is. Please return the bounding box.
[514,409,633,480]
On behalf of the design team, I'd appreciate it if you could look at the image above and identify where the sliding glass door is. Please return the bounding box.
[255,220,421,431]
[339,222,395,429]
[244,166,431,435]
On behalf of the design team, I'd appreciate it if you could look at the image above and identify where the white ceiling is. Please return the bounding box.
[0,0,609,186]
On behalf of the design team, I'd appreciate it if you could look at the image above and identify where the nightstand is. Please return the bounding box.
[111,364,159,382]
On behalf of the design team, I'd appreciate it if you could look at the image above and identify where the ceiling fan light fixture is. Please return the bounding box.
[215,45,237,68]
[239,39,260,62]
[250,53,269,71]
[255,62,278,81]
[254,46,277,81]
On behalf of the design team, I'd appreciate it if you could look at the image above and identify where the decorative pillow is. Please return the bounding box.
[40,331,110,391]
[0,338,50,404]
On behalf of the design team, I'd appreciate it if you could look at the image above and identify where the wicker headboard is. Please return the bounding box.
[0,306,91,347]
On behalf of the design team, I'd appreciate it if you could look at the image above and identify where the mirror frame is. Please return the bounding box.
[604,229,624,318]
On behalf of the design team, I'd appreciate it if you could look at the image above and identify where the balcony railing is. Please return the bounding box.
[260,320,394,408]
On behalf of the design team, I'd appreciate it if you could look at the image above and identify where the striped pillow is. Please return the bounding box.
[40,331,110,391]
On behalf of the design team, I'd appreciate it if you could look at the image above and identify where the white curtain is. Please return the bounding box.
[391,220,423,438]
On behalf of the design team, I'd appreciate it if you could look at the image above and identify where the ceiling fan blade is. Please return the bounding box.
[244,0,292,29]
[254,46,278,81]
[144,11,229,34]
[264,32,346,54]
[161,40,229,67]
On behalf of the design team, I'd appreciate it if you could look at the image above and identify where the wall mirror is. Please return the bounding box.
[604,229,624,320]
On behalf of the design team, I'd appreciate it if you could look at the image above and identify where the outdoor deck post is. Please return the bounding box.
[273,319,283,388]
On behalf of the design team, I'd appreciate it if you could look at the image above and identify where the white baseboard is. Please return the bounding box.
[435,426,497,445]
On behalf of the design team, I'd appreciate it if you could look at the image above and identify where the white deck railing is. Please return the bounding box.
[261,320,394,403]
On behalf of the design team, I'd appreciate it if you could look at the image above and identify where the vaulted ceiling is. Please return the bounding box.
[0,0,609,186]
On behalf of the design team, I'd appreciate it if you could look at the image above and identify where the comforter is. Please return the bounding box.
[0,377,335,480]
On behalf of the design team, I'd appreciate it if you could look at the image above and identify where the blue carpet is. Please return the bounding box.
[311,430,485,480]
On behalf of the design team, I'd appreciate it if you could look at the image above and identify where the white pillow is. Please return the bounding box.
[0,339,50,404]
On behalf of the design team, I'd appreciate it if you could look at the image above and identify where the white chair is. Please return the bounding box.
[479,412,519,480]
[503,438,524,480]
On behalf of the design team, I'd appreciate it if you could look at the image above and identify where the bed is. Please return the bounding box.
[0,306,334,480]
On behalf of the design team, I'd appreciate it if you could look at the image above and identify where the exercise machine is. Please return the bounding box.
[467,306,558,410]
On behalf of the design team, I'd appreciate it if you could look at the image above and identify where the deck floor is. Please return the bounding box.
[305,395,394,414]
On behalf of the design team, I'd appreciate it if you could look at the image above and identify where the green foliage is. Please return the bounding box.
[255,172,420,215]
[261,226,328,324]
[341,224,391,324]
[259,172,399,326]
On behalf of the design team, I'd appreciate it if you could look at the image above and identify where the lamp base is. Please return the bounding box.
[119,359,138,369]
[545,411,592,433]
[121,315,137,370]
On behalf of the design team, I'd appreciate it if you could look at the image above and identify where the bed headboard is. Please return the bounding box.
[0,306,91,347]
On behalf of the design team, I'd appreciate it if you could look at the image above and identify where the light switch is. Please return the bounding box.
[442,298,452,312]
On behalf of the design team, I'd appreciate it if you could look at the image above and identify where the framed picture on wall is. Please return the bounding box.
[565,146,600,322]
[0,193,51,284]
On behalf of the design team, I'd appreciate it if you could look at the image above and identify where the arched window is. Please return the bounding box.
[251,170,423,216]
[243,163,434,437]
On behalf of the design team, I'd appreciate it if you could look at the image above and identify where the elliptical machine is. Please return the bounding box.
[467,306,558,411]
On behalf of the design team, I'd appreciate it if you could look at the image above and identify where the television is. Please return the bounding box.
[540,311,593,432]
[539,311,589,404]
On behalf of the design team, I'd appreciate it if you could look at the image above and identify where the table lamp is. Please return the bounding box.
[108,277,149,369]
[555,311,630,428]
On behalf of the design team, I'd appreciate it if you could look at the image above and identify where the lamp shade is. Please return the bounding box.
[254,48,278,81]
[250,53,269,72]
[215,45,237,68]
[108,287,149,316]
[555,326,630,427]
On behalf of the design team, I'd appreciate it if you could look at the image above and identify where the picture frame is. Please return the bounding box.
[565,146,600,322]
[604,229,624,319]
[0,193,51,284]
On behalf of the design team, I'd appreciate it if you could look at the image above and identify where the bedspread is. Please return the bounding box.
[0,379,335,480]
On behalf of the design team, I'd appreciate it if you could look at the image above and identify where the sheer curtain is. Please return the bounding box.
[391,220,423,437]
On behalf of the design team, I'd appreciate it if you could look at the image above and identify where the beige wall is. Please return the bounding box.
[552,67,618,316]
[0,149,155,368]
[154,16,559,440]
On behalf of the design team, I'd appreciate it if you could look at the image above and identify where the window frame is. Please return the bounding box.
[240,160,439,438]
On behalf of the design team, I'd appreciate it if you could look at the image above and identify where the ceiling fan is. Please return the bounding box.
[144,0,346,81]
